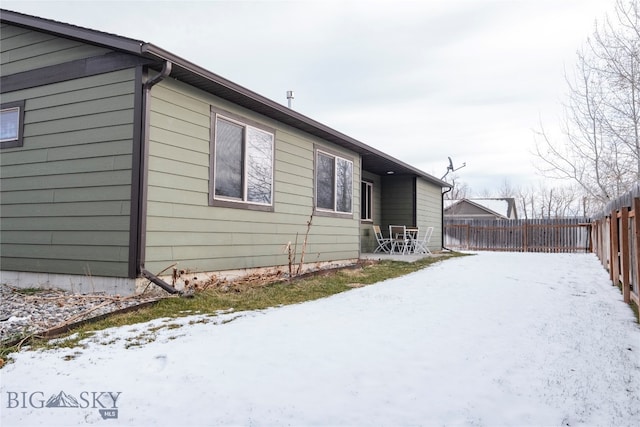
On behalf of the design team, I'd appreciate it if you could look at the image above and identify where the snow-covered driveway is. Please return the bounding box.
[1,252,639,426]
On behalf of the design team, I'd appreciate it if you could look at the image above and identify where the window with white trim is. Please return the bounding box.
[1,100,25,149]
[361,181,373,221]
[315,150,353,214]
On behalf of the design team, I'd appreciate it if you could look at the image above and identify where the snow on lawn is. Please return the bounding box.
[1,252,639,427]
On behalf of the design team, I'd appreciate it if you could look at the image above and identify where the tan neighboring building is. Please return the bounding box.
[444,198,518,220]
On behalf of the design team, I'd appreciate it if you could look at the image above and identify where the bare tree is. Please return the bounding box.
[514,185,536,220]
[477,187,494,199]
[534,0,640,210]
[591,0,640,174]
[443,174,470,200]
[480,179,584,219]
[536,184,583,218]
[497,179,518,199]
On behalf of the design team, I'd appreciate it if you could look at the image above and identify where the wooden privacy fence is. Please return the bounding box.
[444,218,592,253]
[591,188,640,308]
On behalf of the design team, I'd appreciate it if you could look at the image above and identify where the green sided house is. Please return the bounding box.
[0,9,451,294]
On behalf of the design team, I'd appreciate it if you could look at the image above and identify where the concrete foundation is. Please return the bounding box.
[0,270,137,295]
[1,259,359,296]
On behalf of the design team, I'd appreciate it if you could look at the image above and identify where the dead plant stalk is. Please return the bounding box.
[296,213,313,275]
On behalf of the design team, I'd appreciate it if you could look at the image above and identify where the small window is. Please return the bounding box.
[0,100,25,149]
[361,181,373,221]
[210,108,275,209]
[315,150,353,214]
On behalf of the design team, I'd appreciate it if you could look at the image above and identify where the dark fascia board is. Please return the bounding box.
[0,9,144,54]
[0,8,451,188]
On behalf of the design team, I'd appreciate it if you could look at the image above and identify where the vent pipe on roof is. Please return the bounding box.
[286,90,294,109]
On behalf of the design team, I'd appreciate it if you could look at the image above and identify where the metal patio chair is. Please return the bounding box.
[413,226,434,255]
[389,225,410,254]
[372,225,391,253]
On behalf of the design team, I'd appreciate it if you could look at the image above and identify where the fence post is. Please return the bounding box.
[596,220,600,255]
[607,216,612,273]
[634,197,640,297]
[523,222,528,252]
[621,207,630,303]
[466,224,470,250]
[610,210,620,285]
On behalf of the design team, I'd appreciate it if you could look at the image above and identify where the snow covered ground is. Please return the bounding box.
[1,252,639,427]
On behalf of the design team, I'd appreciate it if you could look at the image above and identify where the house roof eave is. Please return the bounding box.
[1,9,451,188]
[142,43,451,188]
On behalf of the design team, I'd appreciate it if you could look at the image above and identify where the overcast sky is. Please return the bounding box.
[2,0,616,193]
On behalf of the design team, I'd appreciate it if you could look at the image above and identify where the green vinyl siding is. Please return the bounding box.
[381,175,415,230]
[415,178,443,251]
[145,78,360,274]
[0,25,111,75]
[0,68,136,277]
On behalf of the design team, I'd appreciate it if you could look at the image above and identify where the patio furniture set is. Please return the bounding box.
[372,225,434,255]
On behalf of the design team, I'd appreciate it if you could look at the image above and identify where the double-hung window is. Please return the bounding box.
[1,100,25,149]
[211,108,275,209]
[315,150,353,215]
